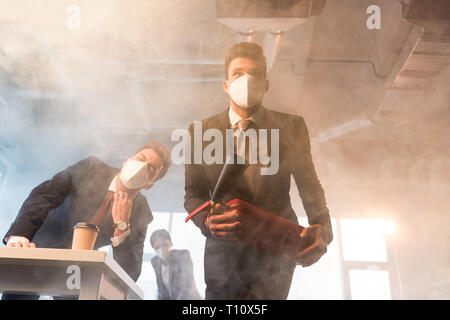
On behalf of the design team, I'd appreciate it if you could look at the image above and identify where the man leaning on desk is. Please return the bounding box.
[1,141,171,300]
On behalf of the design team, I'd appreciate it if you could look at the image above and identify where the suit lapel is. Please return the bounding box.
[214,107,232,130]
[203,108,231,196]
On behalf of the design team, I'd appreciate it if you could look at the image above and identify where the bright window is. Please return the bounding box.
[137,261,159,300]
[288,217,395,300]
[340,218,388,262]
[349,269,392,299]
[137,211,171,300]
[288,218,343,299]
[0,158,5,201]
[170,212,206,298]
[340,218,396,299]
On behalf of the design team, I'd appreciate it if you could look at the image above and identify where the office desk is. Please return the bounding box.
[0,247,144,300]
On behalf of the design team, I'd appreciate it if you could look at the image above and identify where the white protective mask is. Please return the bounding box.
[156,248,164,259]
[120,160,150,189]
[227,74,266,108]
[156,247,170,261]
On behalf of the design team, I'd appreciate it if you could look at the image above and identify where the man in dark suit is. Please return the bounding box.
[149,229,201,300]
[184,42,333,300]
[2,141,171,299]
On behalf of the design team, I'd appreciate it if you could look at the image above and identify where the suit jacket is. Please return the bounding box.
[3,156,153,281]
[151,249,201,300]
[184,107,333,292]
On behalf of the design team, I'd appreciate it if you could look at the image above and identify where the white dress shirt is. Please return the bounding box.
[161,262,172,298]
[228,105,264,128]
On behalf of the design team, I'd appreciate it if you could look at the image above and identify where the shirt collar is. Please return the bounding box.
[228,106,264,128]
[108,175,118,193]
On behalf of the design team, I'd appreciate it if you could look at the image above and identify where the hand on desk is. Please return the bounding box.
[205,202,242,240]
[6,236,36,248]
[295,224,328,267]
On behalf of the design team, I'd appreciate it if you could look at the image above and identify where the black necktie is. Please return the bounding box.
[238,119,254,130]
[235,119,257,164]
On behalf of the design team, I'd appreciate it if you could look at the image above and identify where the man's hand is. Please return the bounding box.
[295,224,329,267]
[206,203,242,240]
[6,236,36,248]
[112,192,133,235]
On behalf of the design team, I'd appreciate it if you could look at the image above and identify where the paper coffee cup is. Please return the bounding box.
[72,222,99,250]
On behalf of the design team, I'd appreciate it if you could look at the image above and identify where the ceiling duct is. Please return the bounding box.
[401,0,450,23]
[318,1,450,143]
[373,0,450,125]
[216,0,327,71]
[394,0,450,89]
[216,0,324,32]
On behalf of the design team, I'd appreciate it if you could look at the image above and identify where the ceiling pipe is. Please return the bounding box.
[236,30,255,43]
[262,31,284,72]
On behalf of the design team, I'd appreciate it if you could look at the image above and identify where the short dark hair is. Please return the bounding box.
[225,42,267,80]
[150,229,172,248]
[136,141,171,180]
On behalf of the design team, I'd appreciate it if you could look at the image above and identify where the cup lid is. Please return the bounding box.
[73,222,100,232]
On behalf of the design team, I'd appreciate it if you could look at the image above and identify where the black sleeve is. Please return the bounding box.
[112,197,152,282]
[183,122,212,235]
[290,117,333,244]
[2,156,95,244]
